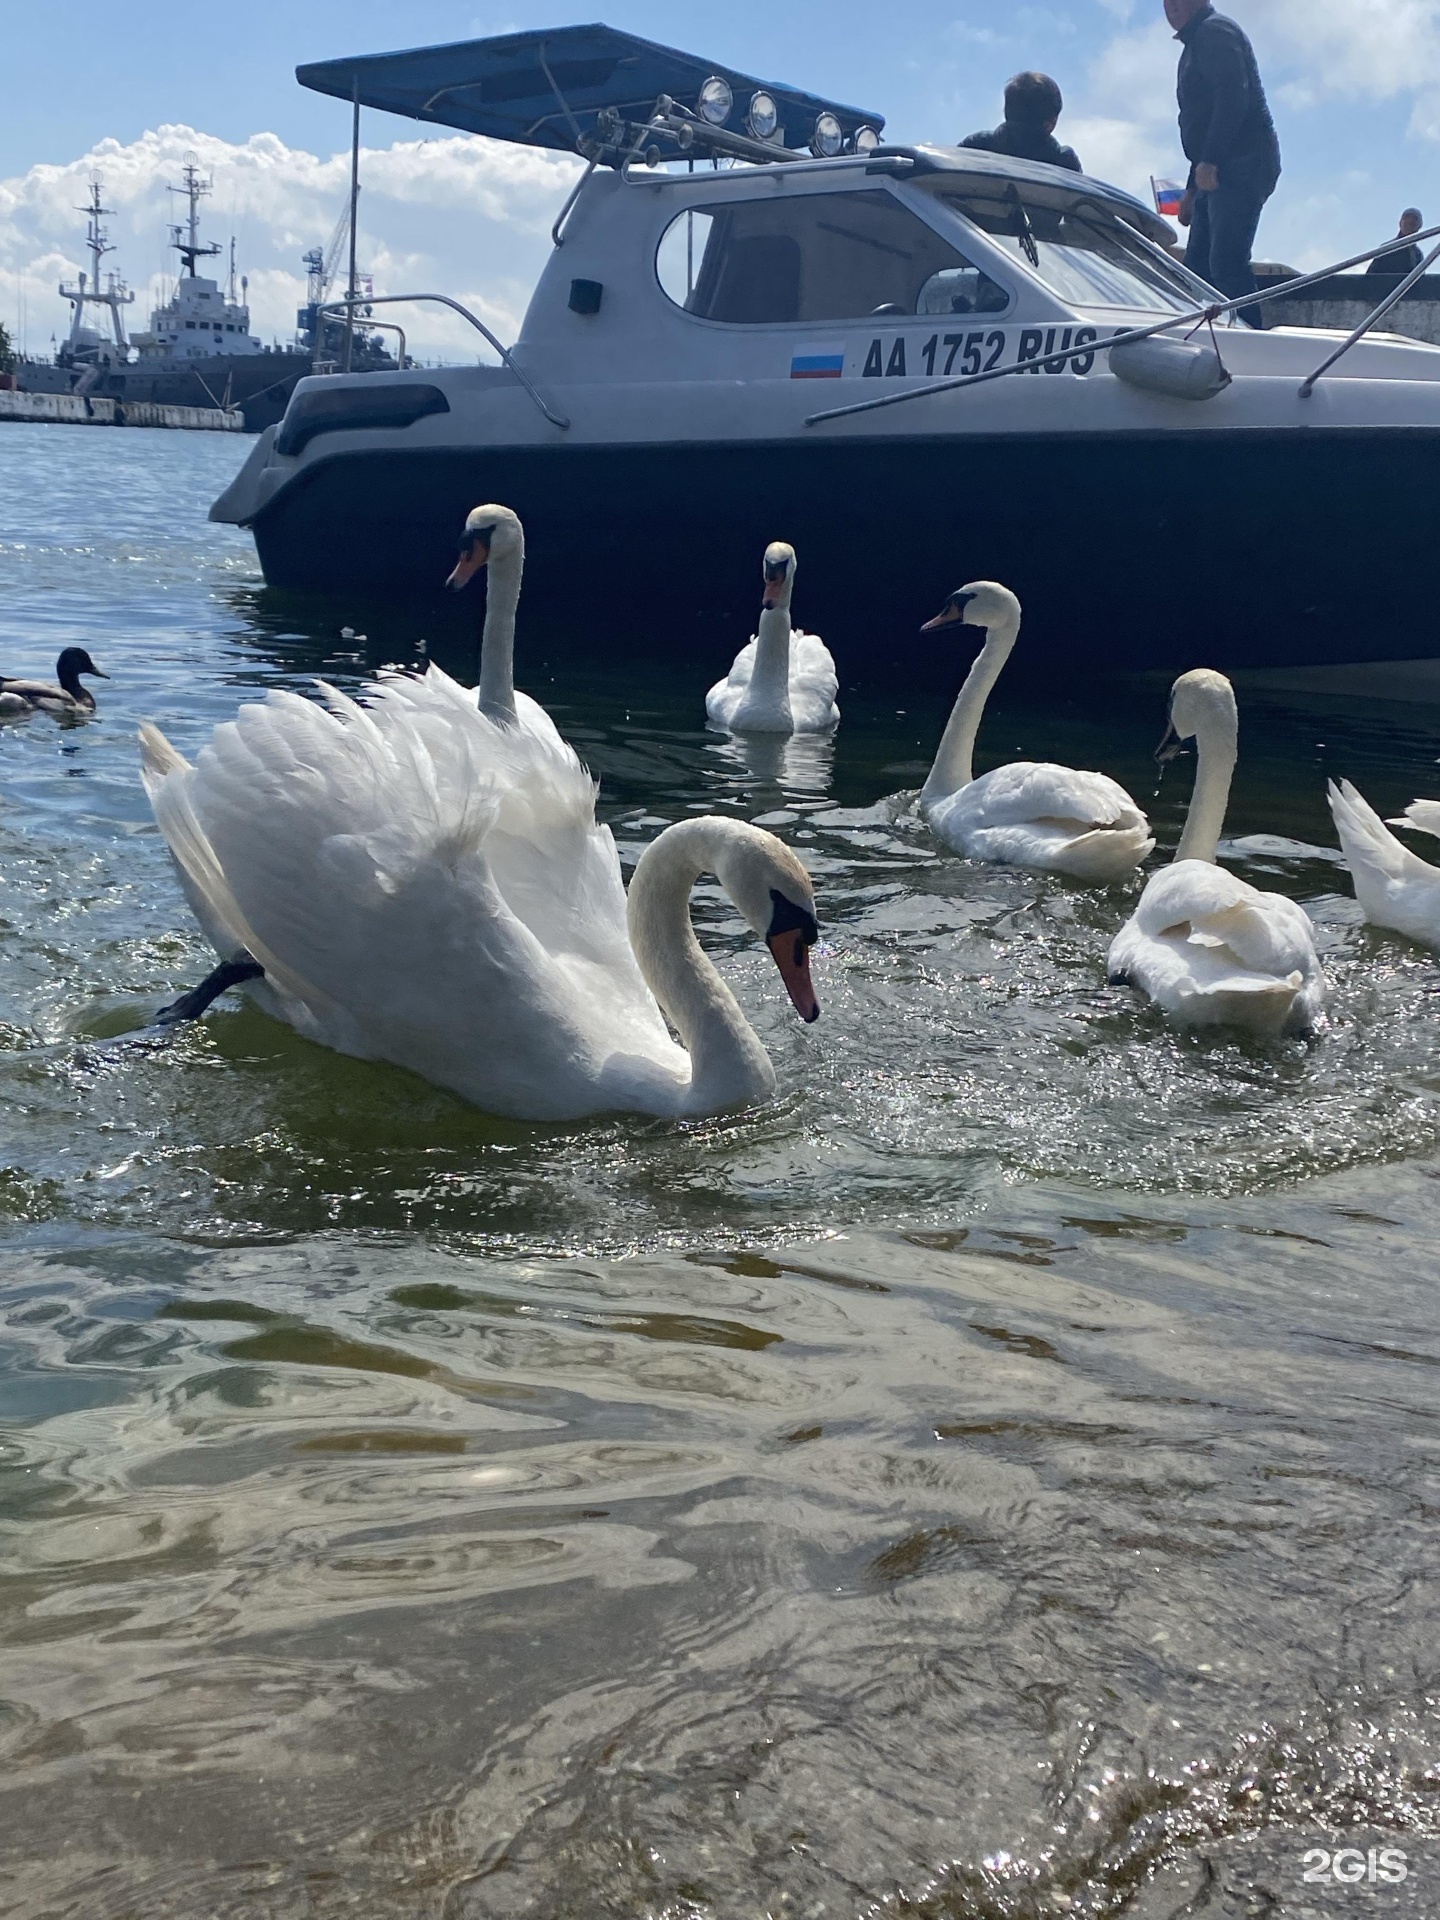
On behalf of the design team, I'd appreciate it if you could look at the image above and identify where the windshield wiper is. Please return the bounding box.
[1006,184,1041,270]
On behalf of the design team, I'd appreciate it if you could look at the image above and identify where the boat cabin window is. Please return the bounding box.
[924,181,1208,313]
[656,190,1010,324]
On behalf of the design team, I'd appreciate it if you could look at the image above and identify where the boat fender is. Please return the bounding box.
[1109,334,1231,401]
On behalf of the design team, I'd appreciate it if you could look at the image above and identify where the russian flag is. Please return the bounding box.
[790,347,845,379]
[1152,176,1186,219]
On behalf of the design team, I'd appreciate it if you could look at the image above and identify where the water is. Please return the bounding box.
[0,421,1437,1917]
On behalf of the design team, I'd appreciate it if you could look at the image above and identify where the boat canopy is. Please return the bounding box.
[296,22,885,159]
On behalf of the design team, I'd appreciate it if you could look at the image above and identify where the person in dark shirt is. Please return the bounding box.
[1165,0,1280,325]
[1366,208,1424,276]
[961,72,1082,174]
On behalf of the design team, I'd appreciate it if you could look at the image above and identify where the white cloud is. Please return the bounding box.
[0,123,580,364]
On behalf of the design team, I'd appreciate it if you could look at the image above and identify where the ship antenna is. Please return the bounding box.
[168,151,220,278]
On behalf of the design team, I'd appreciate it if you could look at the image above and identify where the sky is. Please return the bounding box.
[4,0,1440,360]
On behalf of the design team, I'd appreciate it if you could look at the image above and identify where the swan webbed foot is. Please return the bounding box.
[156,956,265,1026]
[1107,971,1132,988]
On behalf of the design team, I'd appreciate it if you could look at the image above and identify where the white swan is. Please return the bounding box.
[1328,778,1440,946]
[705,542,840,734]
[138,665,820,1121]
[1108,669,1325,1036]
[444,503,563,743]
[918,582,1153,882]
[0,647,107,718]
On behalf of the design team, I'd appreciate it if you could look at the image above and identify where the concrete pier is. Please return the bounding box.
[0,390,243,431]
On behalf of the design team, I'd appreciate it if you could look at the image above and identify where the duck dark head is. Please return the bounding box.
[58,648,108,702]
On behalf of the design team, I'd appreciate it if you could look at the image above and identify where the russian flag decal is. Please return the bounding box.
[790,346,845,379]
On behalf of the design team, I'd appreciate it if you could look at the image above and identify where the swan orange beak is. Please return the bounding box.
[922,588,975,633]
[446,530,491,591]
[767,930,820,1023]
[762,576,786,608]
[921,601,964,631]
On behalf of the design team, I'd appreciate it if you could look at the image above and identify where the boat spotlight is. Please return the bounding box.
[747,90,780,141]
[852,124,881,155]
[811,111,844,158]
[698,75,733,125]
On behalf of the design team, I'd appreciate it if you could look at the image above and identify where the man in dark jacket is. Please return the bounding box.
[1165,0,1280,324]
[1366,208,1424,276]
[961,72,1082,173]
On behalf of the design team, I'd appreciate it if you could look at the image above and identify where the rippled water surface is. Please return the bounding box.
[1,423,1437,1916]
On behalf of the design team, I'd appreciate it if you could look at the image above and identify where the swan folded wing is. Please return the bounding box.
[705,641,759,726]
[1135,862,1316,980]
[964,762,1146,832]
[1117,924,1303,1008]
[790,630,839,697]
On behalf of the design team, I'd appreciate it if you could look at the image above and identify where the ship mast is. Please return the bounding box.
[58,172,134,357]
[168,154,221,278]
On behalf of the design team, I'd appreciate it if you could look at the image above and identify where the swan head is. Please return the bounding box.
[761,542,797,610]
[446,503,524,591]
[921,580,1020,640]
[1158,668,1237,763]
[718,825,820,1024]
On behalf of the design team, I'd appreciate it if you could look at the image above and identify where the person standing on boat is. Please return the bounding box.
[1166,0,1280,326]
[961,73,1082,173]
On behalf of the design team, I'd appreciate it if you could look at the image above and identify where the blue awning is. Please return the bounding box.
[296,22,884,156]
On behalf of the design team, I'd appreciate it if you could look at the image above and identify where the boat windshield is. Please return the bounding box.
[922,180,1212,314]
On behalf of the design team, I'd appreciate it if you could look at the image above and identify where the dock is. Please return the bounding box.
[0,390,244,432]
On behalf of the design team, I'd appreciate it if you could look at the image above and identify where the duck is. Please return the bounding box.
[139,664,820,1121]
[1327,778,1440,946]
[0,648,108,717]
[443,503,563,744]
[917,583,1152,882]
[1108,669,1325,1036]
[705,542,840,734]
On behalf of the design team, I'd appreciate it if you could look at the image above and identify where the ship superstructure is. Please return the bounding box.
[127,158,263,364]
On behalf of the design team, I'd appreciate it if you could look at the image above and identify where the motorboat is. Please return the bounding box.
[212,24,1440,674]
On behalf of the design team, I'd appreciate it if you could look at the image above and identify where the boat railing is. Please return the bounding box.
[315,294,570,430]
[802,221,1440,428]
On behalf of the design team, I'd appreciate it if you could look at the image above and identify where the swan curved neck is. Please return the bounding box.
[921,614,1019,803]
[478,547,522,723]
[749,606,792,706]
[1175,710,1237,864]
[626,820,775,1111]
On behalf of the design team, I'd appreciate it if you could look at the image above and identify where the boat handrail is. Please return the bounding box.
[315,295,570,430]
[802,220,1440,427]
[552,157,599,246]
[1298,235,1440,397]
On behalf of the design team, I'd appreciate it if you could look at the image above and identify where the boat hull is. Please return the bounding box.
[247,428,1440,675]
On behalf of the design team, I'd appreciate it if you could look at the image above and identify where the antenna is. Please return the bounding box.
[57,169,133,356]
[168,152,220,277]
